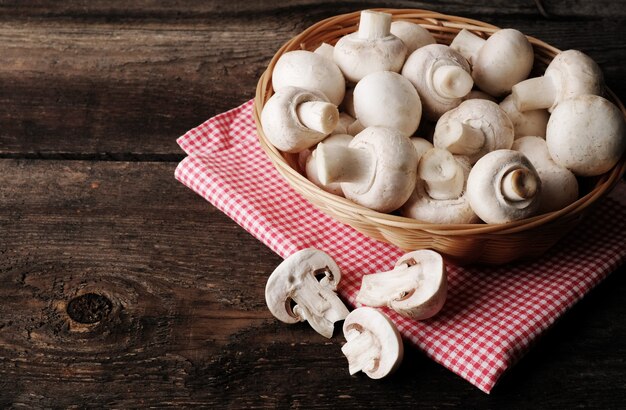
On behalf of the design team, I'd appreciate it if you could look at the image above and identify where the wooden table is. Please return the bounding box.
[2,1,625,407]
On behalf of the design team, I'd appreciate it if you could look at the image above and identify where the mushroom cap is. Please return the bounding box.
[543,50,604,112]
[402,44,472,120]
[261,86,333,153]
[500,95,549,139]
[467,149,542,223]
[390,21,436,55]
[390,250,447,320]
[342,307,404,379]
[265,248,343,325]
[434,99,515,164]
[512,136,579,213]
[306,133,354,196]
[400,155,479,224]
[272,50,346,106]
[462,89,498,103]
[333,32,407,83]
[546,95,626,176]
[409,137,434,163]
[340,127,418,213]
[353,71,422,137]
[472,29,534,96]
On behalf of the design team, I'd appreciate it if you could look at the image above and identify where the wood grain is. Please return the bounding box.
[1,2,625,157]
[0,159,624,407]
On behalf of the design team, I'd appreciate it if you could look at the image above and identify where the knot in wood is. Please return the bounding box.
[66,293,113,324]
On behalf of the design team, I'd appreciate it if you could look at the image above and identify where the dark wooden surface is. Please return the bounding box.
[1,1,625,408]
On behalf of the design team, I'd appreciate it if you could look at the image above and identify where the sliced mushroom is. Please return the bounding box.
[356,250,447,320]
[400,149,478,224]
[333,10,407,83]
[450,28,534,96]
[402,44,473,120]
[341,307,403,379]
[499,94,549,139]
[466,149,542,223]
[511,49,604,112]
[265,248,349,339]
[546,94,625,176]
[390,20,436,55]
[433,99,514,164]
[272,50,346,106]
[353,71,422,137]
[316,126,418,213]
[512,136,578,213]
[261,86,339,153]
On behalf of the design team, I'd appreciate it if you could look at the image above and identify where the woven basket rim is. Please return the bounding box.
[254,8,626,241]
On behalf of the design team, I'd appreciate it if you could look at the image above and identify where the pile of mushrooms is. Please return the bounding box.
[261,9,625,225]
[265,248,448,379]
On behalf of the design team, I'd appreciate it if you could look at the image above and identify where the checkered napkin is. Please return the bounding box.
[175,99,626,393]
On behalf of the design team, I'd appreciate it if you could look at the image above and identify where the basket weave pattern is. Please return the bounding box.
[254,8,626,264]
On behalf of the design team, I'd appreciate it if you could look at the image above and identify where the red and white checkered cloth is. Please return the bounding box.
[175,99,626,393]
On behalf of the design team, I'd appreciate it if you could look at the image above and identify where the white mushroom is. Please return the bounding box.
[314,42,335,60]
[409,137,434,163]
[265,248,349,339]
[499,94,549,139]
[400,149,478,224]
[511,49,604,112]
[512,136,579,213]
[316,126,418,213]
[341,307,403,379]
[353,71,422,137]
[333,10,407,83]
[450,28,534,96]
[402,44,473,120]
[390,20,436,55]
[356,250,447,320]
[332,113,356,135]
[546,94,626,176]
[272,50,346,106]
[466,149,542,223]
[462,89,498,103]
[433,99,515,164]
[340,86,357,118]
[261,86,339,153]
[305,133,354,196]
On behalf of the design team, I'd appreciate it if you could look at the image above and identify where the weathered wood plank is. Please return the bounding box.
[1,0,626,18]
[0,159,625,407]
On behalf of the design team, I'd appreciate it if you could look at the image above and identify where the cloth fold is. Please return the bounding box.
[175,99,626,393]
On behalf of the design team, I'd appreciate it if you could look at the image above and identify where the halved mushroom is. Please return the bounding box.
[450,28,534,96]
[511,49,604,112]
[261,87,339,153]
[272,50,346,106]
[466,149,542,223]
[433,99,514,164]
[356,250,447,320]
[341,307,403,379]
[333,10,407,83]
[316,126,418,212]
[265,248,349,339]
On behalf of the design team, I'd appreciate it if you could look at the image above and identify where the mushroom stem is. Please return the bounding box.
[511,76,557,112]
[432,65,473,99]
[356,264,421,307]
[291,273,350,338]
[449,29,486,63]
[316,143,374,186]
[436,119,485,156]
[341,328,379,375]
[501,168,539,201]
[418,148,465,200]
[357,10,392,39]
[296,101,339,134]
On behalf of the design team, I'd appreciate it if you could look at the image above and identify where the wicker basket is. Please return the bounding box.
[253,8,626,265]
